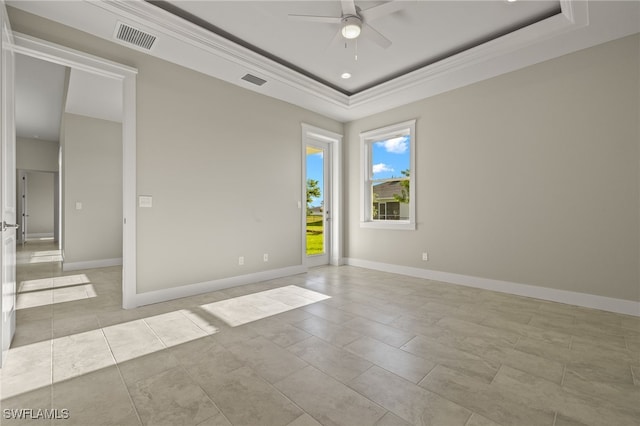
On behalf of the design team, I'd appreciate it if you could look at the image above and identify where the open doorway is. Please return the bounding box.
[0,28,137,367]
[17,170,59,244]
[15,52,123,270]
[14,52,63,253]
[12,52,125,344]
[10,31,138,311]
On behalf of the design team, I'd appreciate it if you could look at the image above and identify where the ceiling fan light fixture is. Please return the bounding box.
[341,16,362,39]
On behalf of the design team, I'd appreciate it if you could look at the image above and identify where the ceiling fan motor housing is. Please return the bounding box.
[341,15,362,39]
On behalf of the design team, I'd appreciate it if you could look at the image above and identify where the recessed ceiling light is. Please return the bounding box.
[506,0,518,2]
[341,72,352,79]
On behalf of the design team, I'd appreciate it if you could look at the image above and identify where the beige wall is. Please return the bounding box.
[62,113,122,264]
[345,34,640,302]
[16,137,58,172]
[8,8,342,293]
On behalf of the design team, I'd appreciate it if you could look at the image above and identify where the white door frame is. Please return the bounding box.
[301,123,342,267]
[10,32,138,309]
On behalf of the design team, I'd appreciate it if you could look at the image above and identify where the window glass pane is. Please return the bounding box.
[371,135,410,181]
[370,135,410,221]
[306,146,324,255]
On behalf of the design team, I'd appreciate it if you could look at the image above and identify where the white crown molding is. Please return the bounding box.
[345,258,640,317]
[95,0,591,112]
[93,0,350,107]
[8,0,640,122]
[349,2,589,108]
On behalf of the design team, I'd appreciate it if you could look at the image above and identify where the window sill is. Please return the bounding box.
[360,221,416,230]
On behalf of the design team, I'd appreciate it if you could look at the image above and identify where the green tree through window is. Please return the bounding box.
[393,169,410,204]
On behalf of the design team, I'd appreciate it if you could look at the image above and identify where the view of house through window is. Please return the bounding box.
[371,139,410,220]
[361,120,416,229]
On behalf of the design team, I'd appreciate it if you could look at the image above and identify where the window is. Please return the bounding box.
[360,120,416,230]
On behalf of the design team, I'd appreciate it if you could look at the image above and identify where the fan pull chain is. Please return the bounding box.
[355,38,358,61]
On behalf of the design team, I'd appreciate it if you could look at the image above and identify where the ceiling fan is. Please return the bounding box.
[288,0,404,49]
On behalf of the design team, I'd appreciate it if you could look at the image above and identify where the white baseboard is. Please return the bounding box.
[135,265,308,307]
[345,258,640,317]
[63,257,122,272]
[26,233,54,239]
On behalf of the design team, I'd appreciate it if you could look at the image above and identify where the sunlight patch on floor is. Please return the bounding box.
[200,285,331,327]
[17,249,63,264]
[16,274,95,309]
[4,284,331,399]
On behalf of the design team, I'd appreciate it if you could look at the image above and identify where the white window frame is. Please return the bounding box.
[360,119,416,230]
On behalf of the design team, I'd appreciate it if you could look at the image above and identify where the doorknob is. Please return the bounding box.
[2,221,19,231]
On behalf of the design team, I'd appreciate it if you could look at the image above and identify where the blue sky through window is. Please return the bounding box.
[372,135,410,180]
[306,150,324,208]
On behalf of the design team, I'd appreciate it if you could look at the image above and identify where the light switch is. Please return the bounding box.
[75,202,82,210]
[139,195,153,208]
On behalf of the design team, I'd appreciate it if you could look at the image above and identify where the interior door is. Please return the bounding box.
[0,1,16,367]
[304,140,330,267]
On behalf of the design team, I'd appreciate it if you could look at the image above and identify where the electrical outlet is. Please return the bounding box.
[263,253,269,262]
[238,256,244,266]
[422,252,428,261]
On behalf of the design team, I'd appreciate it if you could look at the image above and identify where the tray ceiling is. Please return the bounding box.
[7,1,640,122]
[152,0,561,94]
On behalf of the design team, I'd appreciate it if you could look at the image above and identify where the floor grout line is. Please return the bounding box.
[100,327,144,426]
[179,363,234,426]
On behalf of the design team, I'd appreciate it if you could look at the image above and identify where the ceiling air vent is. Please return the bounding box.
[241,74,267,86]
[115,22,156,51]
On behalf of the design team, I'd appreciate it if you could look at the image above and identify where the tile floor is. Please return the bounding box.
[1,241,639,426]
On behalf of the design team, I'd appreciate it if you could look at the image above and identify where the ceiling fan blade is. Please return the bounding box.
[362,23,392,49]
[326,28,345,52]
[288,14,342,24]
[360,0,404,22]
[341,0,357,16]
